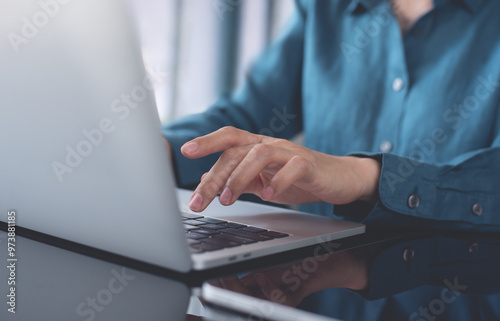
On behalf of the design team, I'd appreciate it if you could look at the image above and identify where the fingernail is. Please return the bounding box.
[182,142,198,155]
[219,187,232,205]
[189,193,203,211]
[261,186,274,200]
[255,274,267,287]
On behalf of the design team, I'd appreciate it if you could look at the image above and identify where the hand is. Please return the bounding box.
[211,250,369,307]
[181,127,381,212]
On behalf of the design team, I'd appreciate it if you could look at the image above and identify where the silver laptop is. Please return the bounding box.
[0,0,364,272]
[0,230,191,321]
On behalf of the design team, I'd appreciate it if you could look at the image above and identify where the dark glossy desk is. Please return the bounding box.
[1,228,499,321]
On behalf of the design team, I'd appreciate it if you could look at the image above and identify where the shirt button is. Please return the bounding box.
[379,140,393,153]
[407,194,420,209]
[471,203,483,216]
[393,77,404,91]
[402,247,415,262]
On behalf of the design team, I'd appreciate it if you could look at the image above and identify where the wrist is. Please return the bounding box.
[351,157,381,202]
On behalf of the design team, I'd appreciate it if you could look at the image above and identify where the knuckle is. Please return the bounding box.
[220,126,237,135]
[222,147,239,159]
[199,175,224,196]
[226,158,241,172]
[268,138,290,148]
[220,149,245,169]
[225,176,238,190]
[291,155,309,170]
[269,138,287,146]
[250,143,272,158]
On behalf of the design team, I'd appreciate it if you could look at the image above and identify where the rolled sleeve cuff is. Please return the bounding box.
[336,153,500,231]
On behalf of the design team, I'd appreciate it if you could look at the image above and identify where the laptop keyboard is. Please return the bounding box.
[182,213,289,254]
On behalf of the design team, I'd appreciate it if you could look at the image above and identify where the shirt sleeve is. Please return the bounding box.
[335,145,500,231]
[334,83,500,231]
[162,0,307,188]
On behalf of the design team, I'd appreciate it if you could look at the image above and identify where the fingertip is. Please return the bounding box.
[219,187,233,205]
[188,192,204,212]
[181,141,199,157]
[261,186,275,201]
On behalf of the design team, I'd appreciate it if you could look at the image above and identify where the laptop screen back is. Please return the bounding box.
[0,0,191,272]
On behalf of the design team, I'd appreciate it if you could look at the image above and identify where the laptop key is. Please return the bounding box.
[184,224,199,231]
[202,237,240,248]
[202,224,226,230]
[260,231,289,238]
[190,242,222,253]
[184,219,207,226]
[193,228,220,236]
[187,232,208,240]
[187,238,200,245]
[221,228,272,241]
[198,217,227,224]
[182,213,204,220]
[213,233,257,245]
[224,222,247,229]
[241,226,267,233]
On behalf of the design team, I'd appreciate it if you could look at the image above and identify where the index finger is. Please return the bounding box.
[181,126,262,159]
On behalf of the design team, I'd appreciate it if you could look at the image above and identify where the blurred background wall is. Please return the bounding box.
[129,0,294,123]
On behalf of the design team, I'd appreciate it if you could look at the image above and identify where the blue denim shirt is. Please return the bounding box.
[163,0,500,231]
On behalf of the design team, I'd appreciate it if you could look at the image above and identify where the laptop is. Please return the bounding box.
[0,230,191,321]
[0,229,339,321]
[0,0,364,272]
